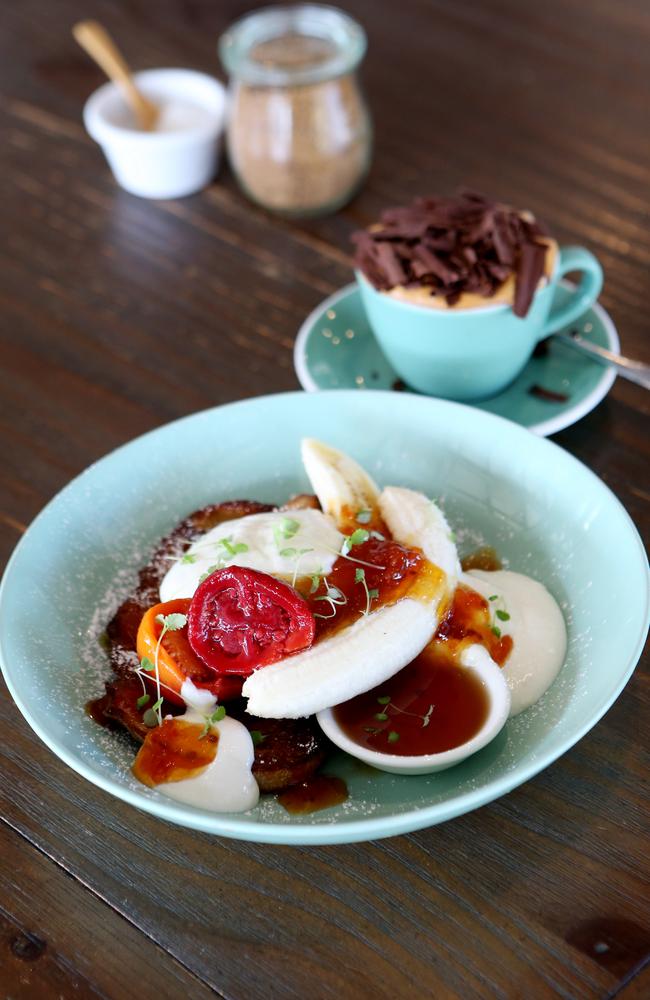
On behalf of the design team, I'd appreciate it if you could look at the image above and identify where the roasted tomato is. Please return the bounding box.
[187,567,316,676]
[136,598,243,706]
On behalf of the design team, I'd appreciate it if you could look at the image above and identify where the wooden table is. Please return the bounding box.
[1,1,648,996]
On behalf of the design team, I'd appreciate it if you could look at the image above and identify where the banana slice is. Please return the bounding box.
[242,598,440,719]
[243,447,462,719]
[379,486,460,583]
[301,438,380,527]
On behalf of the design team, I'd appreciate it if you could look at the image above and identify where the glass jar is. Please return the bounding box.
[219,4,372,217]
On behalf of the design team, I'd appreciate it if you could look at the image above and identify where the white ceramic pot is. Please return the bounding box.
[317,644,511,775]
[83,68,227,199]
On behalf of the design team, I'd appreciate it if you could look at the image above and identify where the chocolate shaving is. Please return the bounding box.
[352,191,551,317]
[528,384,569,402]
[514,242,546,318]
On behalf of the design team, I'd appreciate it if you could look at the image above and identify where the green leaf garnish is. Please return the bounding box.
[353,564,375,616]
[368,588,379,601]
[140,657,155,673]
[387,731,400,744]
[496,610,510,621]
[364,726,380,734]
[491,625,502,638]
[341,528,370,555]
[281,517,300,537]
[137,693,150,709]
[314,593,343,605]
[309,574,321,594]
[274,517,300,548]
[279,547,298,558]
[355,510,372,524]
[250,730,266,746]
[151,697,164,713]
[488,595,498,601]
[181,552,198,564]
[377,695,391,705]
[198,564,219,584]
[158,613,187,632]
[219,537,249,557]
[374,712,388,722]
[143,708,159,728]
[199,704,227,739]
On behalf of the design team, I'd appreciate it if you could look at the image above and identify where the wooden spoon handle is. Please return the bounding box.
[73,20,157,130]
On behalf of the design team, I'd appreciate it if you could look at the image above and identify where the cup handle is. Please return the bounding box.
[541,246,603,337]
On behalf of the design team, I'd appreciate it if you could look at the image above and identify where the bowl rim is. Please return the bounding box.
[0,390,648,844]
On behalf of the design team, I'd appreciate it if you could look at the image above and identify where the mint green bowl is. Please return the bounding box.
[0,392,647,844]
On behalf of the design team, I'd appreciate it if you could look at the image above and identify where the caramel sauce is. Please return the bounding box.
[278,775,348,814]
[132,719,218,788]
[334,655,489,756]
[338,504,386,535]
[85,694,111,727]
[333,584,512,757]
[461,546,503,572]
[300,537,445,639]
[436,584,513,666]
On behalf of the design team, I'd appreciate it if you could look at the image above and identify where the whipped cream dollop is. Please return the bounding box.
[142,679,259,813]
[464,570,567,715]
[160,508,343,602]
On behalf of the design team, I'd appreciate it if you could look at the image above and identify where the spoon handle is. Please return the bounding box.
[73,20,157,130]
[555,332,650,391]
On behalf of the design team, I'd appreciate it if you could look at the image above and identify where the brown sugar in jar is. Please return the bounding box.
[219,5,372,217]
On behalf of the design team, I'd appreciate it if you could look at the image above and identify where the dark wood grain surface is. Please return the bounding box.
[1,1,648,997]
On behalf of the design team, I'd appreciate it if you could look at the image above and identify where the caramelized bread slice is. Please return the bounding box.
[91,681,328,793]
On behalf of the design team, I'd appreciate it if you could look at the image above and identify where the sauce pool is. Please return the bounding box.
[278,775,348,814]
[333,583,512,757]
[333,653,489,756]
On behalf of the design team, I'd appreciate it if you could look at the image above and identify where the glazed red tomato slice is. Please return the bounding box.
[187,567,316,675]
[137,599,244,706]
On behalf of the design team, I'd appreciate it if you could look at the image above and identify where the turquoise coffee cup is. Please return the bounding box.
[356,246,603,400]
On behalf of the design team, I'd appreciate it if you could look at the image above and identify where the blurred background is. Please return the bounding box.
[1,0,648,553]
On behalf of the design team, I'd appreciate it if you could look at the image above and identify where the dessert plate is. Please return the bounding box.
[294,283,619,437]
[0,392,647,844]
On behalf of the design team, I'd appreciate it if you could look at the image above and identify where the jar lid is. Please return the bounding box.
[219,4,367,86]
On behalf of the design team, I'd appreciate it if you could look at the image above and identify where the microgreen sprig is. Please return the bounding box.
[134,656,178,722]
[313,579,348,620]
[199,704,226,740]
[341,527,370,556]
[290,548,315,588]
[487,594,510,638]
[198,564,220,584]
[134,612,188,728]
[273,517,300,548]
[218,536,249,558]
[372,693,435,732]
[354,567,379,616]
